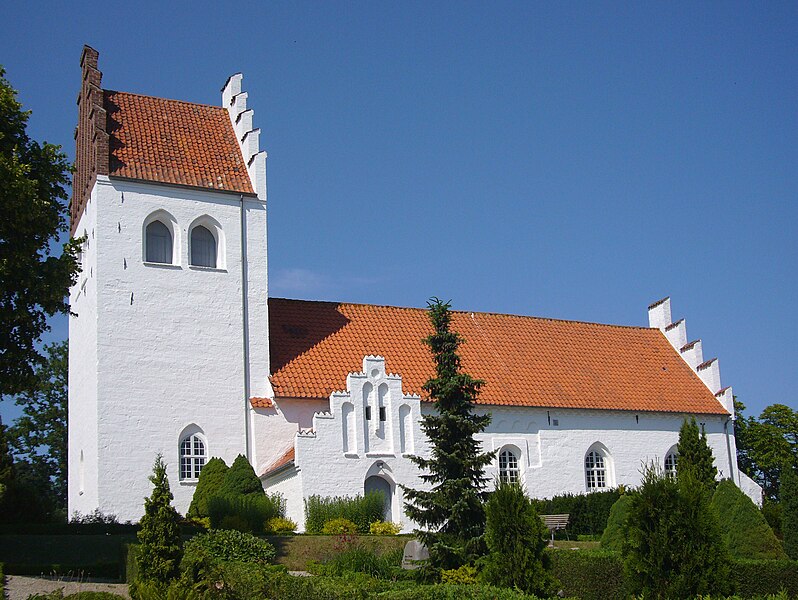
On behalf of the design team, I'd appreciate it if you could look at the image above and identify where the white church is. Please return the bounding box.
[67,47,761,529]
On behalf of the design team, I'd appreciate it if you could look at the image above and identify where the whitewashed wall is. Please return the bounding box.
[68,176,268,521]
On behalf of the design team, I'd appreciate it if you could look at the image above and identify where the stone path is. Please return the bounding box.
[4,575,130,600]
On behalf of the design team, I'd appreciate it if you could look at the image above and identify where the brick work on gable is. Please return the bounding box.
[268,298,728,415]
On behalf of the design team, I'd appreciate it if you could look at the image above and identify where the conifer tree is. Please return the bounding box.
[218,454,263,496]
[137,454,182,584]
[187,456,229,518]
[403,298,494,573]
[677,416,717,488]
[783,464,798,560]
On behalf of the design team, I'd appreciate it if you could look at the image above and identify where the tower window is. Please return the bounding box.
[379,407,386,421]
[180,433,206,480]
[365,406,372,420]
[145,220,173,264]
[190,225,217,268]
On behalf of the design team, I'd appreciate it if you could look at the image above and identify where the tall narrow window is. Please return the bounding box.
[190,225,216,268]
[146,220,172,264]
[585,450,607,490]
[499,448,520,483]
[664,450,678,479]
[180,433,206,480]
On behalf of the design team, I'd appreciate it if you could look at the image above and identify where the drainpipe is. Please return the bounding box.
[723,417,735,484]
[240,194,251,461]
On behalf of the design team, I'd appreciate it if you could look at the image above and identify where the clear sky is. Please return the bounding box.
[1,1,795,422]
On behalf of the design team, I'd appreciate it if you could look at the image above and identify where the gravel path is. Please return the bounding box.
[4,575,130,600]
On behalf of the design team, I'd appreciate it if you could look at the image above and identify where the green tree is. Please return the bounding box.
[187,456,229,519]
[7,341,67,509]
[677,416,717,489]
[0,67,81,396]
[403,298,494,574]
[137,454,183,584]
[783,465,798,560]
[0,416,13,500]
[481,479,556,596]
[218,454,263,496]
[623,464,730,599]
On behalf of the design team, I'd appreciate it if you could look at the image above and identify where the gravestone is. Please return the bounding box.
[401,539,429,569]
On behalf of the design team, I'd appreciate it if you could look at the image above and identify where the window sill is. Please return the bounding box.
[179,480,199,486]
[143,261,182,270]
[188,265,227,273]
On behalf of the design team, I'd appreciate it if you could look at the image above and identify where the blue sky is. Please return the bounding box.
[1,2,795,422]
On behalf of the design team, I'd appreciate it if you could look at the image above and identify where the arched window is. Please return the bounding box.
[664,449,678,479]
[180,433,206,480]
[499,447,520,483]
[145,220,173,264]
[190,225,217,268]
[585,449,607,490]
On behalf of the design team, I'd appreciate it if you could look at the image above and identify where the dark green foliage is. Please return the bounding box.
[531,488,621,537]
[207,493,284,534]
[0,68,81,397]
[7,341,68,512]
[187,457,229,519]
[480,480,556,596]
[136,454,182,584]
[0,460,54,523]
[677,416,718,489]
[310,546,405,579]
[730,558,798,598]
[762,499,783,539]
[402,298,494,572]
[710,479,787,559]
[600,494,633,552]
[180,528,276,588]
[622,464,730,599]
[26,593,126,600]
[377,583,549,599]
[304,492,385,534]
[783,465,798,560]
[0,418,12,495]
[548,549,627,600]
[218,454,264,496]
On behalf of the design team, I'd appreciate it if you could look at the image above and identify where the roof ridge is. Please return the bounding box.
[104,88,224,111]
[269,297,652,330]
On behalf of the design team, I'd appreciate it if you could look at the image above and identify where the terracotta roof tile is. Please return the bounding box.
[268,299,727,415]
[103,90,254,194]
[250,397,273,408]
[260,446,295,477]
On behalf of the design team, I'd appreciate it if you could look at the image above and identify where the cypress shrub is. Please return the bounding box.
[218,454,264,496]
[207,493,285,534]
[710,478,787,559]
[187,457,228,519]
[480,480,557,596]
[304,492,385,534]
[783,466,798,560]
[600,494,633,552]
[677,416,717,489]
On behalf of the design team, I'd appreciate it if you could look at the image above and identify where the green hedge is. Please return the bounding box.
[732,559,798,597]
[304,493,385,534]
[532,489,621,537]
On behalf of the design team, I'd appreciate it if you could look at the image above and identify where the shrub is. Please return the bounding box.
[548,548,626,600]
[370,520,402,535]
[187,457,228,519]
[136,454,182,585]
[266,516,297,534]
[183,528,276,565]
[207,493,284,534]
[310,545,405,579]
[322,517,359,535]
[677,416,717,489]
[783,466,798,560]
[731,558,798,597]
[441,564,478,585]
[70,509,120,524]
[218,454,264,496]
[305,492,385,533]
[623,464,730,598]
[480,480,556,596]
[711,478,787,559]
[531,488,620,537]
[377,583,545,599]
[600,494,633,552]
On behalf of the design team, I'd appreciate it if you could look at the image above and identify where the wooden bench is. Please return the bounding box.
[541,514,570,546]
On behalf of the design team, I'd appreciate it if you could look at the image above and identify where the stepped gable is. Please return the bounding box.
[267,298,727,415]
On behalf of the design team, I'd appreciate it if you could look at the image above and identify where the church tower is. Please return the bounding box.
[67,47,270,520]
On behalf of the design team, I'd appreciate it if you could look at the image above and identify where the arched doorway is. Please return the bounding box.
[364,475,392,521]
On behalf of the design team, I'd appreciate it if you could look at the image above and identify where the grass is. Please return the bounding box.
[266,535,409,571]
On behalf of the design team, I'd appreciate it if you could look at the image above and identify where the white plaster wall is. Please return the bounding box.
[76,177,268,521]
[68,184,100,518]
[266,466,305,527]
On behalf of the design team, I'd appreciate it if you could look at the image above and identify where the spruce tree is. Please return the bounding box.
[403,298,494,573]
[187,457,229,519]
[783,464,798,560]
[677,416,717,488]
[137,454,183,584]
[218,454,263,496]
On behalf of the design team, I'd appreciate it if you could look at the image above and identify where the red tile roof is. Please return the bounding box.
[261,446,295,477]
[104,91,255,194]
[268,299,727,415]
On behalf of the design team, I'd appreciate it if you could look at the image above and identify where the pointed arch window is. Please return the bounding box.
[585,449,607,490]
[180,433,206,480]
[665,449,678,479]
[146,220,173,264]
[499,447,520,483]
[190,225,217,268]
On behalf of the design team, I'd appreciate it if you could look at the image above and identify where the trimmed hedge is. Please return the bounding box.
[532,489,620,537]
[305,492,385,534]
[207,493,285,534]
[732,559,798,598]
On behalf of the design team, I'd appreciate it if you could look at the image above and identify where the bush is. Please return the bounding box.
[370,520,402,535]
[731,558,798,597]
[322,518,359,535]
[218,454,264,496]
[600,494,633,552]
[441,564,478,585]
[711,479,787,560]
[183,528,276,565]
[310,545,405,580]
[783,466,798,560]
[531,489,620,537]
[481,480,556,596]
[207,493,284,534]
[548,549,626,600]
[187,457,228,519]
[266,516,297,534]
[377,583,547,599]
[305,492,385,534]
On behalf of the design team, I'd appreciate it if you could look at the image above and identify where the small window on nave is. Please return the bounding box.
[180,433,206,480]
[190,225,217,268]
[499,447,520,483]
[585,449,608,490]
[145,220,173,264]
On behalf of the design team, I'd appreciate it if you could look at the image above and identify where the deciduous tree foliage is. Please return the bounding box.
[677,416,717,489]
[403,298,494,573]
[0,67,80,396]
[137,454,183,584]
